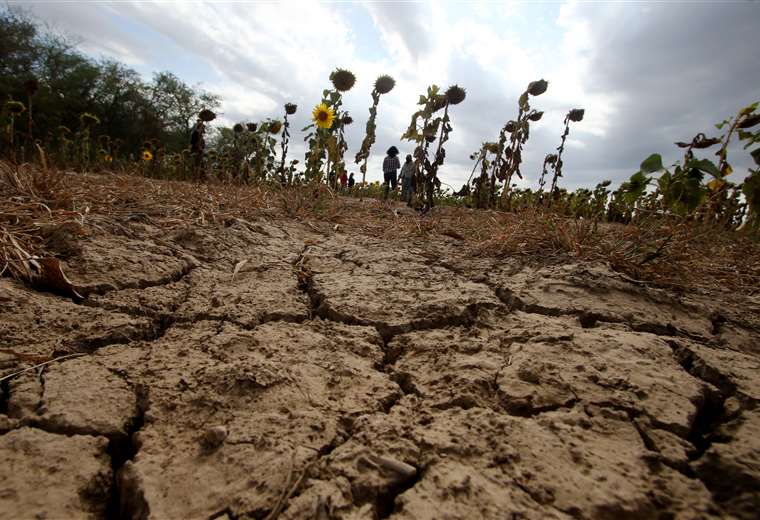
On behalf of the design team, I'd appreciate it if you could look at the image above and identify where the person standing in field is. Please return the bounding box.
[190,119,205,179]
[340,170,348,191]
[348,172,355,190]
[399,154,415,205]
[383,146,400,200]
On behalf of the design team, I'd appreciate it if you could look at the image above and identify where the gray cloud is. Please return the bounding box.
[554,1,760,188]
[17,1,760,191]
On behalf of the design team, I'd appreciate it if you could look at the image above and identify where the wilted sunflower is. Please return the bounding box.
[246,122,257,132]
[199,109,216,122]
[485,142,500,154]
[330,68,356,92]
[568,108,585,122]
[142,150,153,161]
[312,103,335,129]
[233,123,244,133]
[57,125,71,135]
[527,79,549,97]
[269,120,283,134]
[374,75,395,95]
[445,85,466,105]
[341,115,353,125]
[80,112,100,126]
[5,100,26,116]
[285,103,297,115]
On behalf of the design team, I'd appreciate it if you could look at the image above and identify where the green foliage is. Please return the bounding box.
[0,6,219,165]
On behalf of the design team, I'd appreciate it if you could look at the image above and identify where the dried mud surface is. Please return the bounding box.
[1,211,759,520]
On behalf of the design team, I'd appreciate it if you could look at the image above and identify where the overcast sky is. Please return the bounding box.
[16,0,760,190]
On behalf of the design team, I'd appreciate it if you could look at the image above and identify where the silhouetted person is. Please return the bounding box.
[190,120,205,179]
[383,146,400,200]
[348,172,355,189]
[399,154,415,205]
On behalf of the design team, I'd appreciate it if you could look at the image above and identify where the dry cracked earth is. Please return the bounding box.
[1,211,759,519]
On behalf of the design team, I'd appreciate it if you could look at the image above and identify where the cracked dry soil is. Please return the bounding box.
[1,213,759,520]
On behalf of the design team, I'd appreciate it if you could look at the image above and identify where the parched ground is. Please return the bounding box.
[1,173,760,519]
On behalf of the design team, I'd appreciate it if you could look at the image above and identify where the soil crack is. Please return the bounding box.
[107,383,150,520]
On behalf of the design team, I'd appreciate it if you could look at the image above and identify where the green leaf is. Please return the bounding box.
[691,158,721,178]
[640,153,663,173]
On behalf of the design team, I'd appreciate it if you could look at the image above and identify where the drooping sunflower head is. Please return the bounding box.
[285,103,298,115]
[57,125,71,136]
[374,75,395,95]
[330,68,356,92]
[80,112,100,127]
[269,120,283,134]
[246,122,257,132]
[6,100,26,116]
[199,109,216,122]
[233,123,244,133]
[527,79,549,97]
[568,108,585,122]
[341,115,353,126]
[312,103,335,129]
[142,150,153,161]
[445,85,466,105]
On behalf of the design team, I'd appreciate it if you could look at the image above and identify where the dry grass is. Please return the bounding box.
[2,160,758,296]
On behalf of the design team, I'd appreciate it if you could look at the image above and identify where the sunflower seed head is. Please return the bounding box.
[330,68,356,92]
[445,84,466,105]
[199,109,216,122]
[233,123,244,133]
[375,75,396,95]
[285,103,297,115]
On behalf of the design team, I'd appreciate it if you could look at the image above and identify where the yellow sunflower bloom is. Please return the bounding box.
[312,103,335,129]
[104,154,113,163]
[142,150,153,161]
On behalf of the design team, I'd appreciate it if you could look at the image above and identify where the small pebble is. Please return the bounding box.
[201,425,228,449]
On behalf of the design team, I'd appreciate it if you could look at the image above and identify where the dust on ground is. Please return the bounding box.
[1,170,759,519]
